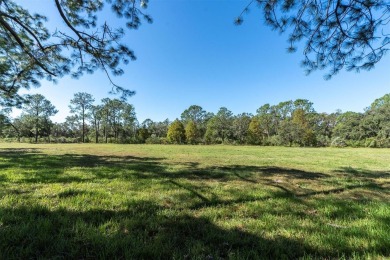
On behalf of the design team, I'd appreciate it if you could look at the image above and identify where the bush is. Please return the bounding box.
[364,137,377,148]
[331,137,347,147]
[145,136,168,144]
[315,136,331,147]
[222,139,235,145]
[369,139,377,148]
[1,137,18,143]
[377,138,390,148]
[268,135,284,146]
[364,138,377,148]
[124,136,143,144]
[346,140,365,148]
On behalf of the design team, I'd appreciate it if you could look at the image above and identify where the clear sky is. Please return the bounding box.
[14,0,390,123]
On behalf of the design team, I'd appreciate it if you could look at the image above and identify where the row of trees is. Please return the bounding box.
[1,93,137,144]
[1,93,390,147]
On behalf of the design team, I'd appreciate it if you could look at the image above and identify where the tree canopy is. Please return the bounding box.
[22,93,58,143]
[0,0,152,106]
[69,92,95,143]
[237,0,390,78]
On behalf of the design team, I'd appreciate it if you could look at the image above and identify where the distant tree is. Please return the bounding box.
[100,98,111,143]
[248,117,263,145]
[64,115,81,139]
[137,118,153,141]
[181,105,207,125]
[275,101,294,120]
[204,117,218,144]
[141,119,154,129]
[51,122,70,140]
[5,115,34,140]
[100,98,136,142]
[120,102,137,141]
[109,101,131,141]
[167,119,185,144]
[369,93,390,111]
[137,127,150,143]
[90,105,102,143]
[310,112,338,146]
[291,108,316,146]
[185,120,198,144]
[204,108,234,144]
[256,104,275,139]
[277,108,314,147]
[69,92,94,143]
[360,94,390,145]
[293,99,315,113]
[154,119,170,138]
[256,102,290,138]
[278,119,295,146]
[215,107,234,142]
[22,94,57,143]
[232,113,252,144]
[333,111,363,141]
[181,105,210,138]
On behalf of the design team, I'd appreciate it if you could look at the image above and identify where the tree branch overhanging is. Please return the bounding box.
[0,0,151,105]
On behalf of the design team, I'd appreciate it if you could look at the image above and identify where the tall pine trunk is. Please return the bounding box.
[82,107,85,143]
[95,119,99,143]
[35,115,38,143]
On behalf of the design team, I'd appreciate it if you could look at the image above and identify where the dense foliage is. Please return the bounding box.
[1,92,390,147]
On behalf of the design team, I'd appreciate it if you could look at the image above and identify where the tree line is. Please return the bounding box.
[1,92,390,148]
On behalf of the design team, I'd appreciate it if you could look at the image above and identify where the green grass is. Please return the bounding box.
[0,143,389,259]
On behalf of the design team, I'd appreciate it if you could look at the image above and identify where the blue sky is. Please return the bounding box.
[15,0,390,123]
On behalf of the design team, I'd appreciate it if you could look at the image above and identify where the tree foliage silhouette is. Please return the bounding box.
[236,0,390,78]
[0,0,152,105]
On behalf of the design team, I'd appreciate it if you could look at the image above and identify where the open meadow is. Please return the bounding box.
[0,143,389,259]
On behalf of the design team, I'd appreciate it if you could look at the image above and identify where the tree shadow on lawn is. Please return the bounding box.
[1,148,388,199]
[1,200,387,259]
[0,148,389,258]
[0,148,326,184]
[0,148,388,203]
[336,166,390,179]
[0,148,163,170]
[0,148,165,184]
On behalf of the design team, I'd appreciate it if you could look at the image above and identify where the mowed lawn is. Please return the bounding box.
[0,143,389,259]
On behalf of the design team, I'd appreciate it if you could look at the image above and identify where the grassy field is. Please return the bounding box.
[0,143,389,259]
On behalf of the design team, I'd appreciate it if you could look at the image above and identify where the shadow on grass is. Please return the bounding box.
[336,166,390,179]
[0,147,388,203]
[0,201,312,259]
[0,148,389,258]
[0,149,327,184]
[1,148,388,199]
[0,149,165,184]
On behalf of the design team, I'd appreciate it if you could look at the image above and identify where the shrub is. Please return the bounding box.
[364,137,376,148]
[268,135,284,146]
[145,136,167,144]
[346,140,364,148]
[315,136,331,147]
[331,137,347,147]
[376,138,390,148]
